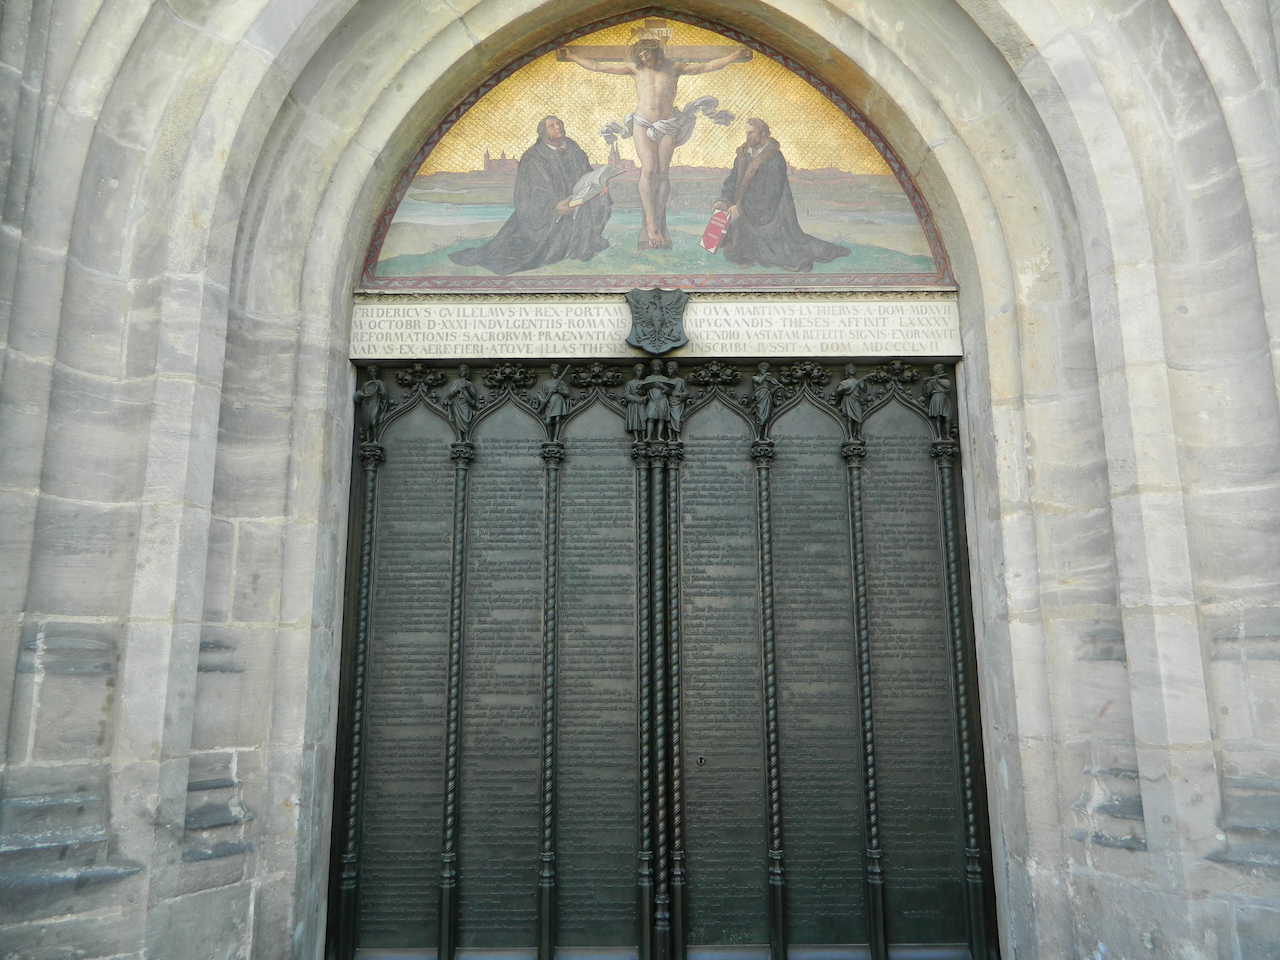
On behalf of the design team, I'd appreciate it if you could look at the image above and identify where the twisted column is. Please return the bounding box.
[335,440,385,958]
[751,439,787,960]
[438,439,474,960]
[931,438,987,960]
[633,440,655,960]
[651,442,671,960]
[843,439,886,960]
[664,441,687,960]
[537,441,565,960]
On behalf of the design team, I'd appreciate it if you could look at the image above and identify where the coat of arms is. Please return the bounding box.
[625,287,690,354]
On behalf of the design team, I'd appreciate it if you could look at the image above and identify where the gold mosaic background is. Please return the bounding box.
[419,20,893,176]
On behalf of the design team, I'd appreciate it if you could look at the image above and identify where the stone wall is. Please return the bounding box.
[0,1,1277,958]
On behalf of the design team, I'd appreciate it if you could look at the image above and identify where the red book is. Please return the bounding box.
[700,210,730,253]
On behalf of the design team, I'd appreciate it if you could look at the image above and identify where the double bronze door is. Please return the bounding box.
[329,359,996,960]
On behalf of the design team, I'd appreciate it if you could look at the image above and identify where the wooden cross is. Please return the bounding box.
[557,19,751,64]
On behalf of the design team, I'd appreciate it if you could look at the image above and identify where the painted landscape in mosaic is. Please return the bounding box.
[366,18,946,290]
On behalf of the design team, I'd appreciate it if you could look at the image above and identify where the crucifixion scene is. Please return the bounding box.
[556,24,750,249]
[367,17,945,290]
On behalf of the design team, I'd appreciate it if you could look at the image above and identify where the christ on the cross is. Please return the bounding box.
[558,31,750,249]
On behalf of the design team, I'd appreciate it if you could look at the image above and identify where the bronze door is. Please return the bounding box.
[328,359,997,960]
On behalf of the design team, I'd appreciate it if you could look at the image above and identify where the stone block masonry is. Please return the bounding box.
[0,1,1277,958]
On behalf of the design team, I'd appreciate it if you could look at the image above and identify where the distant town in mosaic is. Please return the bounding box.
[365,18,946,290]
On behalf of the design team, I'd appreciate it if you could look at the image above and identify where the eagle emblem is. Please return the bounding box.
[625,287,690,355]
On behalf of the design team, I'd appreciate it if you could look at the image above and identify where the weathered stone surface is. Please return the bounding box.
[144,882,253,960]
[0,1,1277,958]
[1237,903,1280,960]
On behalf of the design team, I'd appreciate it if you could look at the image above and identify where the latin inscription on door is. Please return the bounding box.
[360,407,451,947]
[556,408,639,945]
[681,402,767,946]
[458,406,544,947]
[336,360,992,960]
[771,404,867,945]
[864,402,965,943]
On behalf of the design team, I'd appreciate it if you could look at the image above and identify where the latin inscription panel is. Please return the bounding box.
[360,406,453,947]
[350,297,963,361]
[556,404,639,945]
[771,402,866,945]
[458,404,544,947]
[349,362,986,958]
[680,400,768,945]
[862,401,965,943]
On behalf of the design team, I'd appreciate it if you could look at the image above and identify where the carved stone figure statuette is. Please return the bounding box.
[666,361,689,437]
[751,362,781,426]
[923,363,953,438]
[354,366,389,443]
[533,364,572,441]
[833,364,868,439]
[441,365,479,438]
[642,358,673,441]
[624,364,647,440]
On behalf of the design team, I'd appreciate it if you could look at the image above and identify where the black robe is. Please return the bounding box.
[719,139,849,272]
[450,137,611,275]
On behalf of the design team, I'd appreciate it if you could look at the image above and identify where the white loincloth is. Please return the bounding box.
[600,96,734,148]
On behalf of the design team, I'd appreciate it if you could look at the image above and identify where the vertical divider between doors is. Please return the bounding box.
[635,440,655,960]
[665,440,686,960]
[651,444,672,960]
[438,439,474,960]
[750,438,788,960]
[844,438,887,960]
[931,438,988,960]
[538,440,565,960]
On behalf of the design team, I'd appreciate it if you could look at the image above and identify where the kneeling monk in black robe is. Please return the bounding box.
[450,116,612,275]
[713,119,849,273]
